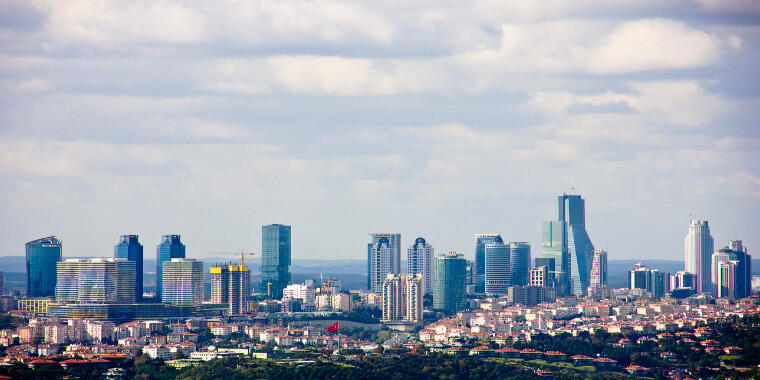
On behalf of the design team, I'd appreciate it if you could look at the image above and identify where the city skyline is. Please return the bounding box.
[0,2,757,265]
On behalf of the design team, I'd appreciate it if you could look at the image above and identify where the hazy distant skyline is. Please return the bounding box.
[1,1,758,262]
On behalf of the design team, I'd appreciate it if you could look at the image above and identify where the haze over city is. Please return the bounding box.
[1,1,758,262]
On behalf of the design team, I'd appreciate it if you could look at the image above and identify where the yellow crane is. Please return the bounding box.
[208,249,259,266]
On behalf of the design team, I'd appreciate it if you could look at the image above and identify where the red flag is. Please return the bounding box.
[326,322,339,333]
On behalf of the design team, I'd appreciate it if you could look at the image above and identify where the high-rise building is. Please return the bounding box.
[161,258,203,306]
[465,260,475,286]
[210,264,250,314]
[628,263,669,297]
[156,235,185,301]
[530,266,549,287]
[56,258,136,304]
[684,220,713,293]
[670,271,697,291]
[408,237,434,294]
[485,236,510,296]
[26,236,63,298]
[716,260,738,299]
[474,234,500,293]
[507,286,556,306]
[282,283,316,307]
[541,195,595,296]
[433,252,466,313]
[114,235,143,301]
[261,224,291,299]
[368,233,401,293]
[509,242,531,286]
[534,257,556,288]
[588,249,608,293]
[381,273,422,324]
[711,241,751,298]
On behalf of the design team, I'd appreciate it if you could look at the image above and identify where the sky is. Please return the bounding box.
[0,0,758,264]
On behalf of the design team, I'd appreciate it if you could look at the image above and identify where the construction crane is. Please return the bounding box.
[208,249,259,266]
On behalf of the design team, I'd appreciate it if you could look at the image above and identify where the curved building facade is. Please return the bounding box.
[26,236,62,298]
[509,242,531,286]
[433,252,466,313]
[684,220,713,294]
[408,237,434,294]
[485,236,510,296]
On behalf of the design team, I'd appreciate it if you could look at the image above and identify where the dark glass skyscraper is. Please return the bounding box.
[26,236,62,298]
[156,235,185,301]
[509,242,531,286]
[115,235,144,301]
[261,224,291,299]
[474,234,500,293]
[433,252,467,313]
[541,194,595,296]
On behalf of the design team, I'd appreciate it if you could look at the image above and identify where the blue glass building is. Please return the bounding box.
[155,235,185,300]
[261,224,291,299]
[485,236,510,296]
[26,236,62,298]
[433,252,467,313]
[474,234,500,293]
[115,235,144,301]
[541,194,595,296]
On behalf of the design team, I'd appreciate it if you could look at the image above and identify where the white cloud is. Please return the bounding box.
[587,19,722,74]
[8,78,51,93]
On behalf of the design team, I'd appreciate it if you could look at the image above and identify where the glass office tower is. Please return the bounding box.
[684,220,713,294]
[541,194,595,296]
[115,235,143,301]
[433,252,467,313]
[155,235,185,300]
[261,224,291,299]
[509,242,531,286]
[474,234,500,293]
[485,236,510,296]
[26,236,62,298]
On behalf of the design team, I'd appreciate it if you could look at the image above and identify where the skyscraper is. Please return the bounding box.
[541,194,595,296]
[261,224,291,299]
[485,236,510,296]
[711,241,751,298]
[588,249,608,291]
[433,252,466,313]
[55,258,136,304]
[156,235,185,301]
[381,273,422,324]
[684,220,713,293]
[407,237,434,294]
[628,263,669,297]
[670,271,697,291]
[534,257,556,288]
[509,242,531,286]
[114,235,143,301]
[368,233,401,293]
[162,258,203,306]
[26,236,62,298]
[474,234,500,293]
[716,260,738,299]
[211,264,251,314]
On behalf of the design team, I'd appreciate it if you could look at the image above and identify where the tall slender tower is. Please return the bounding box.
[368,233,401,293]
[115,235,143,301]
[509,242,531,286]
[485,236,510,296]
[588,249,608,290]
[474,234,500,293]
[261,224,291,299]
[684,220,713,294]
[433,252,467,313]
[26,236,62,298]
[541,194,595,296]
[156,235,185,300]
[407,237,434,294]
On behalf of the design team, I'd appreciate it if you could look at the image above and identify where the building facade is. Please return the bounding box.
[684,220,713,294]
[588,249,608,293]
[541,195,595,296]
[474,234,500,293]
[381,273,422,324]
[485,236,510,296]
[261,224,291,299]
[210,264,250,314]
[368,233,401,293]
[711,240,751,298]
[509,242,531,286]
[628,263,669,298]
[55,258,136,304]
[432,252,466,313]
[114,235,144,301]
[26,236,63,298]
[156,235,186,301]
[161,258,203,306]
[407,237,434,294]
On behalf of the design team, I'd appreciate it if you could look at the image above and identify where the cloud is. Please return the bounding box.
[588,19,723,74]
[565,100,636,114]
[8,78,52,93]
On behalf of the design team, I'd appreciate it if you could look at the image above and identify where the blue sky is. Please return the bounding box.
[0,0,758,262]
